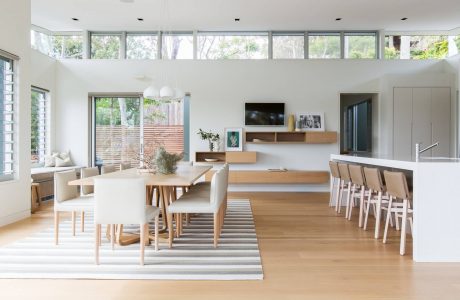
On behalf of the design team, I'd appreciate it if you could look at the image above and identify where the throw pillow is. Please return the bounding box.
[44,152,59,167]
[55,156,73,167]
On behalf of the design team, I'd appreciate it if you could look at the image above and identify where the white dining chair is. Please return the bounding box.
[54,170,94,245]
[101,165,117,174]
[94,178,160,265]
[79,167,99,232]
[167,164,229,248]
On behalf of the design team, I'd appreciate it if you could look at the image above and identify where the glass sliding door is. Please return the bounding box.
[92,95,189,167]
[93,97,141,167]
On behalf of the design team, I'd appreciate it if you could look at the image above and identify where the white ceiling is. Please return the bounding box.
[32,0,460,32]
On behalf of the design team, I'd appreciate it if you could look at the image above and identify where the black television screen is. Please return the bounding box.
[245,103,285,126]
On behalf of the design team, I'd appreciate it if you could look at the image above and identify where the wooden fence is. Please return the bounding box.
[95,125,184,166]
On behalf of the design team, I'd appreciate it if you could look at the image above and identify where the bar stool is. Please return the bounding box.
[383,170,413,255]
[328,161,341,208]
[347,165,367,226]
[336,163,352,215]
[363,167,392,238]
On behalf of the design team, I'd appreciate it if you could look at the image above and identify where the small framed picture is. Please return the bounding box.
[225,128,243,151]
[297,113,325,131]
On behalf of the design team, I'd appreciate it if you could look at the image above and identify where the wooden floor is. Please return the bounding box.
[1,192,460,300]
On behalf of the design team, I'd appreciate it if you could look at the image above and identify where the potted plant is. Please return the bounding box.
[197,129,220,152]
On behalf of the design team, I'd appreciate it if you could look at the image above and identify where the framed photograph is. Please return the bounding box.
[297,113,325,131]
[225,128,243,151]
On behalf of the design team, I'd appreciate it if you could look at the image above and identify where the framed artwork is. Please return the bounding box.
[225,128,243,151]
[297,113,325,131]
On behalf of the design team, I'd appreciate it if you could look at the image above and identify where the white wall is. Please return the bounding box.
[53,58,455,191]
[31,49,57,152]
[0,0,31,226]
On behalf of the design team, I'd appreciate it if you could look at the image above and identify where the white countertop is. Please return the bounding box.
[331,154,460,171]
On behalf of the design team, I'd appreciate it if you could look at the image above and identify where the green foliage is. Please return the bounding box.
[411,39,448,60]
[126,35,157,59]
[384,47,400,59]
[345,35,376,59]
[143,98,167,124]
[198,36,268,59]
[455,36,460,51]
[197,129,220,142]
[154,146,183,174]
[52,36,83,59]
[95,97,140,126]
[91,35,121,59]
[308,35,341,59]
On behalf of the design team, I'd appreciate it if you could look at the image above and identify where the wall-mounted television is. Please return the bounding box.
[245,102,285,126]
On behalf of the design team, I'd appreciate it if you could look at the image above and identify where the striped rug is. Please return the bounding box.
[0,199,263,280]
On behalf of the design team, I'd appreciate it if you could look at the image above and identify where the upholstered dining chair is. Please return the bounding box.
[54,170,94,245]
[101,165,117,174]
[94,178,160,265]
[167,164,229,248]
[79,167,99,232]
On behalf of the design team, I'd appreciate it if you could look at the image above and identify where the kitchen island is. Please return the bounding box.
[331,154,460,262]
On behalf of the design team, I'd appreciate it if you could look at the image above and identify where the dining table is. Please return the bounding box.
[68,165,212,246]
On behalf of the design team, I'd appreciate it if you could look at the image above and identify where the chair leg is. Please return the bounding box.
[168,213,174,248]
[358,187,365,226]
[345,183,353,219]
[95,224,100,265]
[81,212,85,232]
[213,212,219,248]
[383,196,393,244]
[363,191,371,231]
[400,199,408,256]
[54,211,59,245]
[336,180,344,213]
[110,224,115,250]
[374,192,382,239]
[154,216,159,251]
[72,211,76,236]
[329,177,334,207]
[140,223,145,266]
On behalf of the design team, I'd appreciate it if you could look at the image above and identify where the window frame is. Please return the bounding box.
[271,31,306,59]
[0,50,19,182]
[125,32,160,60]
[161,31,194,60]
[31,86,49,166]
[90,32,123,59]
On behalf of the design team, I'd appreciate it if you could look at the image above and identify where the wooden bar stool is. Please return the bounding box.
[383,170,413,255]
[363,167,391,238]
[328,161,341,208]
[347,165,367,226]
[31,181,41,213]
[336,163,352,215]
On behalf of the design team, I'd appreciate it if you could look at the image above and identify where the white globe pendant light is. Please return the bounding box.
[143,85,159,99]
[160,85,175,99]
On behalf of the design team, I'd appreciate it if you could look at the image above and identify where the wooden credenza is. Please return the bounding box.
[204,170,329,184]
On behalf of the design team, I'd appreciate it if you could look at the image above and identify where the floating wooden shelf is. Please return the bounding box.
[204,170,329,184]
[245,131,337,144]
[195,151,257,164]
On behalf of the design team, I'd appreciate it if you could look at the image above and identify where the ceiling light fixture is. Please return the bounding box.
[137,18,144,21]
[143,0,184,102]
[335,18,342,21]
[235,18,240,22]
[72,18,79,21]
[120,0,135,3]
[401,17,408,21]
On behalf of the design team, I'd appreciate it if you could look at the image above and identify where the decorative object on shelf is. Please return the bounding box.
[297,112,325,131]
[295,119,302,132]
[225,128,244,152]
[197,129,221,152]
[287,114,295,132]
[204,158,219,162]
[154,147,184,174]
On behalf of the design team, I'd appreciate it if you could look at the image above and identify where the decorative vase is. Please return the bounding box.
[288,114,295,132]
[295,119,302,132]
[208,140,214,152]
[213,141,220,152]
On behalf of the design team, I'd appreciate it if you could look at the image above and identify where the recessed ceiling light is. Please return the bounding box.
[72,18,79,21]
[137,18,144,21]
[335,18,342,21]
[120,0,134,3]
[401,17,408,21]
[234,18,240,22]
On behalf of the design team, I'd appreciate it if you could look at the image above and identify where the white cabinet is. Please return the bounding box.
[393,87,451,160]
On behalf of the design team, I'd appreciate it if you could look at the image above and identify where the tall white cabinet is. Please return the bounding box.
[393,87,451,160]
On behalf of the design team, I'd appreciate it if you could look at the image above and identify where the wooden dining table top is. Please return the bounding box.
[68,165,212,187]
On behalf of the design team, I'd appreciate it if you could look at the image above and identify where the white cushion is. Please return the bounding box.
[54,196,94,212]
[55,156,73,167]
[168,197,215,214]
[44,153,59,167]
